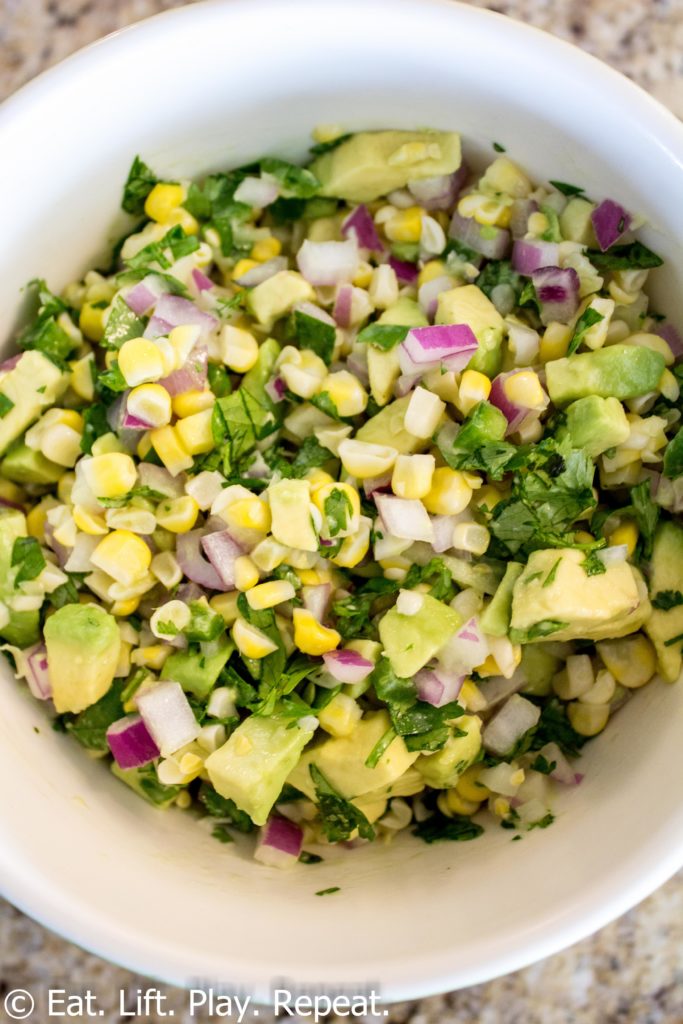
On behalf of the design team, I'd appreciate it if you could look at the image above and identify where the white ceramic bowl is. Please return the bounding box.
[2,0,683,1001]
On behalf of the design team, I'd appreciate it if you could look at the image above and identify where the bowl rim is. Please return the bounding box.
[2,0,683,1000]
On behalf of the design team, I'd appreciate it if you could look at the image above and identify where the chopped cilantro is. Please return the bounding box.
[260,157,319,198]
[527,812,555,830]
[287,308,336,364]
[324,488,353,537]
[299,851,324,864]
[542,557,562,588]
[549,180,585,197]
[17,279,76,367]
[356,323,410,350]
[664,631,683,648]
[663,426,683,479]
[492,141,506,152]
[198,782,255,832]
[0,394,14,418]
[629,480,659,560]
[100,295,145,351]
[80,403,110,454]
[652,590,683,611]
[11,536,46,585]
[509,620,568,643]
[567,307,604,356]
[413,811,484,844]
[530,754,557,775]
[581,550,607,577]
[121,156,158,215]
[309,133,352,157]
[59,680,125,752]
[315,887,341,896]
[310,764,375,842]
[310,391,344,421]
[587,241,663,270]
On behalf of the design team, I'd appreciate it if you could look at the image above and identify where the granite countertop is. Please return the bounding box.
[2,1,683,1021]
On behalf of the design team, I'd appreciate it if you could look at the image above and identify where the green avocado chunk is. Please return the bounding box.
[518,645,562,697]
[356,394,422,453]
[644,521,683,682]
[0,351,68,456]
[545,345,665,405]
[0,509,39,647]
[558,197,597,246]
[414,714,482,789]
[563,395,630,458]
[1,443,64,485]
[480,562,524,637]
[161,636,233,699]
[45,603,121,714]
[311,130,462,202]
[205,712,315,826]
[379,592,461,677]
[247,271,315,326]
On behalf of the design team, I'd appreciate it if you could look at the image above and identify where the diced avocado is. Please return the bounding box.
[563,395,630,458]
[378,297,428,329]
[414,714,482,789]
[44,603,121,713]
[480,562,524,637]
[0,351,68,455]
[287,709,418,800]
[367,347,401,407]
[242,336,280,394]
[559,197,597,246]
[545,345,666,405]
[378,593,461,677]
[436,285,504,377]
[247,271,315,326]
[311,130,462,203]
[645,522,683,681]
[510,548,650,643]
[408,546,503,595]
[1,443,63,485]
[161,636,233,699]
[0,509,39,647]
[269,478,318,552]
[519,644,561,696]
[454,400,507,450]
[356,394,423,453]
[205,713,315,826]
[111,763,180,808]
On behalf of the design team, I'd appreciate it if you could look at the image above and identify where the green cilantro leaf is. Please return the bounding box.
[260,158,319,199]
[549,180,585,197]
[17,279,76,366]
[198,782,255,832]
[0,394,14,418]
[309,764,375,842]
[324,488,353,537]
[413,810,484,844]
[356,323,410,351]
[587,241,663,270]
[567,307,604,356]
[121,156,158,216]
[11,536,46,586]
[101,295,145,351]
[652,590,683,611]
[287,308,336,365]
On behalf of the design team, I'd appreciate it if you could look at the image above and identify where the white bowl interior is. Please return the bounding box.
[2,0,683,1000]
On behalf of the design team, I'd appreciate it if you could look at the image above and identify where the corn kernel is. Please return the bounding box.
[225,496,271,533]
[156,495,199,533]
[131,644,171,670]
[352,262,373,288]
[391,454,435,500]
[660,369,680,403]
[458,369,492,416]
[73,505,108,535]
[609,521,638,557]
[250,536,289,572]
[597,635,657,689]
[166,207,199,235]
[136,432,153,460]
[127,383,172,429]
[503,370,546,409]
[457,765,491,803]
[150,550,182,589]
[458,679,487,713]
[539,322,572,363]
[90,530,152,586]
[232,258,259,280]
[251,236,282,261]
[171,389,215,418]
[443,790,481,816]
[403,386,446,439]
[175,408,215,455]
[418,260,446,287]
[70,354,95,401]
[150,425,194,476]
[167,324,202,368]
[384,206,423,243]
[322,370,368,417]
[330,515,372,569]
[337,439,398,479]
[41,424,82,468]
[210,591,241,625]
[144,182,185,223]
[458,192,510,227]
[119,338,166,387]
[246,580,296,610]
[480,157,532,199]
[26,498,58,542]
[79,302,106,342]
[221,325,259,373]
[233,616,279,659]
[567,701,609,737]
[293,608,341,655]
[234,555,260,591]
[82,453,137,499]
[423,467,473,516]
[318,693,362,738]
[110,597,140,617]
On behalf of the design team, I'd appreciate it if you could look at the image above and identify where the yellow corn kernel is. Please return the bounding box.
[171,389,214,418]
[88,433,124,458]
[175,408,215,455]
[352,262,373,288]
[503,370,545,409]
[83,452,137,499]
[72,505,108,535]
[127,383,172,429]
[321,371,368,417]
[391,454,435,500]
[539,322,572,363]
[221,325,259,373]
[225,497,271,533]
[233,616,279,659]
[567,701,609,737]
[457,192,510,227]
[167,206,200,235]
[312,481,360,525]
[79,302,106,342]
[246,580,296,610]
[110,597,140,617]
[458,679,487,713]
[492,797,511,819]
[458,369,492,416]
[457,765,491,803]
[250,536,289,572]
[480,157,532,198]
[144,182,185,223]
[234,555,260,591]
[609,521,638,557]
[417,260,446,287]
[472,484,505,512]
[443,789,481,816]
[331,516,371,569]
[136,432,153,460]
[423,467,473,516]
[209,591,240,626]
[292,608,341,655]
[384,206,423,243]
[90,530,152,586]
[337,439,398,479]
[54,474,73,508]
[167,324,201,368]
[232,258,259,280]
[70,354,95,401]
[26,498,58,542]
[156,495,199,533]
[251,236,282,261]
[528,211,549,236]
[598,635,657,689]
[118,338,166,387]
[131,644,171,670]
[660,368,680,403]
[150,425,194,476]
[318,693,362,738]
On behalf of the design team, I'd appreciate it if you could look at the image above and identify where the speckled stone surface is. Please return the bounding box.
[2,1,683,1020]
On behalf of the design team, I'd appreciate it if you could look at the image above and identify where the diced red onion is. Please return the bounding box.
[597,544,628,567]
[394,372,419,397]
[530,266,580,326]
[136,681,200,757]
[160,345,208,396]
[489,371,546,435]
[233,256,288,287]
[536,742,578,786]
[333,285,354,328]
[0,496,24,511]
[200,529,243,590]
[482,694,541,757]
[265,376,287,403]
[296,239,358,286]
[388,256,418,284]
[322,648,374,684]
[43,522,68,568]
[254,816,303,869]
[511,239,560,276]
[233,175,279,208]
[414,666,464,708]
[144,315,175,339]
[509,198,539,240]
[655,323,683,360]
[477,671,524,710]
[341,204,384,252]
[302,583,332,623]
[375,493,433,543]
[105,392,128,433]
[430,515,455,554]
[449,210,511,260]
[25,643,51,700]
[346,348,369,387]
[401,324,478,374]
[362,472,392,497]
[138,462,184,497]
[176,581,204,604]
[591,199,632,252]
[176,529,224,590]
[154,294,218,335]
[64,533,100,573]
[106,714,160,769]
[507,321,540,366]
[191,268,214,293]
[437,616,489,674]
[0,353,22,374]
[408,164,468,210]
[124,281,158,316]
[418,275,454,320]
[121,409,152,431]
